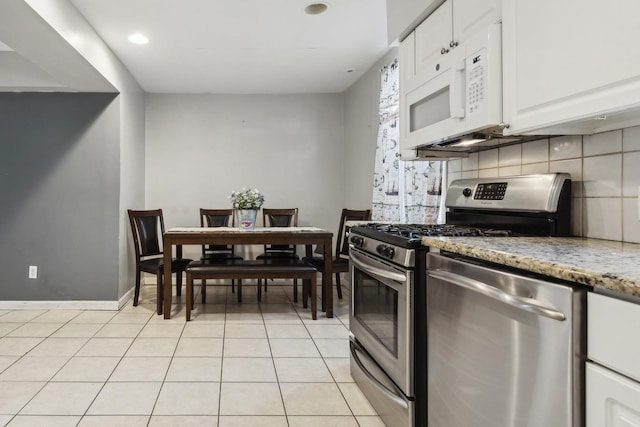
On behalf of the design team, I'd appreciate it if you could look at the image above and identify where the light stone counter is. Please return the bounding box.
[421,236,640,298]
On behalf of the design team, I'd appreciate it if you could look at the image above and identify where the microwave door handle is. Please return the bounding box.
[450,60,465,119]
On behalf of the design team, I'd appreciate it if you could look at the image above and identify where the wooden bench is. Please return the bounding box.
[185,259,318,321]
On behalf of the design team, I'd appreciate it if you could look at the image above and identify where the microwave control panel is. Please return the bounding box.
[474,182,507,200]
[467,48,486,116]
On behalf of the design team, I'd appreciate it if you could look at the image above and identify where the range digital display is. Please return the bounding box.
[474,182,507,200]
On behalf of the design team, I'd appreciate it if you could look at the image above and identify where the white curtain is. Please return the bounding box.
[371,59,446,224]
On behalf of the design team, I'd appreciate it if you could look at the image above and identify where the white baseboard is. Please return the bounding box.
[0,287,135,311]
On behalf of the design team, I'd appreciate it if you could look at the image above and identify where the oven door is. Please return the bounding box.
[349,247,413,396]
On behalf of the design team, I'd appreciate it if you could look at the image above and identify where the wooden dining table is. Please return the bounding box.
[163,226,333,319]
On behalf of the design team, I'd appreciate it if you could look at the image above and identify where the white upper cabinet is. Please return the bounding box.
[386,0,444,44]
[503,0,640,135]
[414,0,454,85]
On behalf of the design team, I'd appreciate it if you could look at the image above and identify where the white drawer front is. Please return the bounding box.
[587,362,640,427]
[588,292,640,382]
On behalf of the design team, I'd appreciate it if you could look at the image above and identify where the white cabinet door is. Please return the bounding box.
[453,0,501,43]
[503,0,640,135]
[587,362,640,427]
[414,0,453,84]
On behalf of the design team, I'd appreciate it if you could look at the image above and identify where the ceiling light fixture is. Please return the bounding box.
[128,33,149,45]
[305,2,328,15]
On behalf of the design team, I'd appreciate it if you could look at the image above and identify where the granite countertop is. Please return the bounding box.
[421,236,640,298]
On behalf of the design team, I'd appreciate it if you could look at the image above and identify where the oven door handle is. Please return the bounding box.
[350,251,407,283]
[429,270,567,321]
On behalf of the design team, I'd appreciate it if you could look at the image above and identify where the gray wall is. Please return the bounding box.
[0,93,121,300]
[344,47,398,209]
[145,93,350,259]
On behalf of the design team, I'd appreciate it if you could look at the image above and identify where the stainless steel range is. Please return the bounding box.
[348,173,574,427]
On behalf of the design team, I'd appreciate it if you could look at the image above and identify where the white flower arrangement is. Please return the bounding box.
[230,188,265,210]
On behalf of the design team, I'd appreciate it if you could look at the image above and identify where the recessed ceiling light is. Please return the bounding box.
[128,33,149,45]
[305,2,328,15]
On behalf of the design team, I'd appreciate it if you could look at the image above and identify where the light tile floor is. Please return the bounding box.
[0,280,385,427]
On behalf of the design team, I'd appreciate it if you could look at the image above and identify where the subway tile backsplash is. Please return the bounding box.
[447,126,640,243]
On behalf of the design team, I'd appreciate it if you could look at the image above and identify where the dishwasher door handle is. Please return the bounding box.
[429,270,567,321]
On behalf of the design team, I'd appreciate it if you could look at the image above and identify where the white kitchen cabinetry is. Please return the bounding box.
[587,292,640,427]
[503,0,640,136]
[399,0,500,159]
[386,0,444,45]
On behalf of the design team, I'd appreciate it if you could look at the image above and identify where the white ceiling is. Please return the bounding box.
[65,0,389,94]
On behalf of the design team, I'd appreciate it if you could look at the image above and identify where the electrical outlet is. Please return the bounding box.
[28,266,38,279]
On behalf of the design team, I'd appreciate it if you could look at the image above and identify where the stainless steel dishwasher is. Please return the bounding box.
[426,252,586,427]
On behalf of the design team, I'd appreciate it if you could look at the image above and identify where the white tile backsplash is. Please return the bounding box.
[583,154,622,197]
[478,149,499,169]
[623,198,640,243]
[445,128,640,242]
[583,130,622,156]
[522,139,549,164]
[499,145,522,167]
[623,126,640,152]
[583,198,622,241]
[550,135,582,160]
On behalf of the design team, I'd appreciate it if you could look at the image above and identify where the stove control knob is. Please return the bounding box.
[462,187,472,198]
[376,244,395,259]
[350,235,364,248]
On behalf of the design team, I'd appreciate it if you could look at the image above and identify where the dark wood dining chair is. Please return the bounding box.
[255,208,301,300]
[303,208,371,299]
[127,209,192,315]
[198,208,243,301]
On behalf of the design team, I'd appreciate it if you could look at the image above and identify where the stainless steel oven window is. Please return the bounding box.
[353,268,399,356]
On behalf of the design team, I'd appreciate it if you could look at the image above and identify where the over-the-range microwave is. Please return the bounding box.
[401,23,514,158]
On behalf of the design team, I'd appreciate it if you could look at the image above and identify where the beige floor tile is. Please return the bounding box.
[338,383,377,415]
[262,312,304,324]
[109,357,171,382]
[149,415,218,426]
[324,358,354,383]
[6,415,81,426]
[274,358,333,383]
[306,324,349,340]
[218,415,288,427]
[0,356,69,381]
[108,312,153,324]
[314,339,350,358]
[77,415,150,427]
[219,383,285,415]
[224,324,267,338]
[0,311,46,323]
[0,415,12,425]
[280,383,351,416]
[223,339,271,358]
[0,337,43,356]
[269,339,320,358]
[7,323,63,338]
[53,356,120,382]
[165,357,222,382]
[138,323,185,338]
[94,323,145,338]
[287,415,359,427]
[0,382,46,413]
[0,324,22,337]
[187,311,227,323]
[265,324,310,339]
[181,323,225,338]
[175,338,223,357]
[21,382,103,415]
[224,312,263,323]
[51,323,102,338]
[260,303,297,313]
[69,311,117,324]
[31,311,82,323]
[0,355,18,372]
[125,338,179,357]
[27,337,88,357]
[87,382,162,415]
[153,382,220,415]
[222,357,277,382]
[355,415,386,427]
[76,337,134,357]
